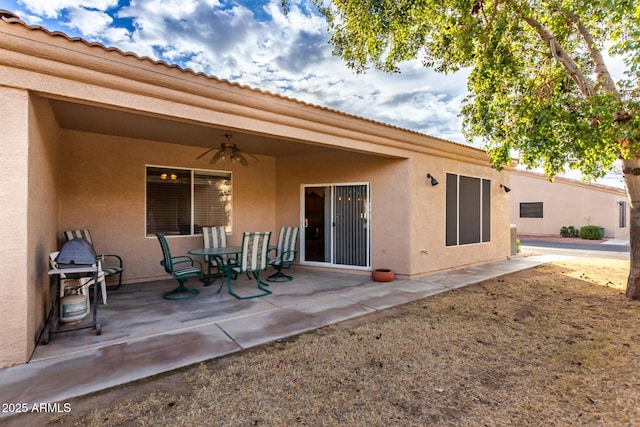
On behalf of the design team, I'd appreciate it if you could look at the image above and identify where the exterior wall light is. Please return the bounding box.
[426,173,439,186]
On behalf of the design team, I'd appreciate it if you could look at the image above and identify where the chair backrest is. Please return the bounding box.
[239,232,271,273]
[202,226,227,262]
[49,251,82,286]
[50,251,60,269]
[64,229,93,245]
[156,233,173,274]
[277,226,299,262]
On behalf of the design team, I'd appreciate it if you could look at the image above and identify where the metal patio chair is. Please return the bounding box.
[225,231,272,299]
[64,229,124,290]
[202,225,236,283]
[267,226,299,282]
[156,233,203,300]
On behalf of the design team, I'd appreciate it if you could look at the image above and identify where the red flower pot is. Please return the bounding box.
[372,269,395,282]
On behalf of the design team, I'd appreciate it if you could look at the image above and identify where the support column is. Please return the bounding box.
[0,87,30,368]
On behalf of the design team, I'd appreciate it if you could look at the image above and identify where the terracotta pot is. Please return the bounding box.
[372,268,395,282]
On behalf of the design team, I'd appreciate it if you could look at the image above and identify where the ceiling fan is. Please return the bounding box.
[196,133,257,166]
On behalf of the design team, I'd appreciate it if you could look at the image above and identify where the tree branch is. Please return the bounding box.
[559,8,619,98]
[522,16,595,98]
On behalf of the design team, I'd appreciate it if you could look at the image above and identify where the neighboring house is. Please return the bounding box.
[509,169,630,238]
[0,11,511,368]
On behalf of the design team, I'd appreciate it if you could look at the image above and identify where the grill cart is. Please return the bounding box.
[43,239,103,344]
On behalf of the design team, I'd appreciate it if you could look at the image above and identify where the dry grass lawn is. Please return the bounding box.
[11,257,640,426]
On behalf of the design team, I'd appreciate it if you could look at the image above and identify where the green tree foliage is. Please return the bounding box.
[307,0,639,179]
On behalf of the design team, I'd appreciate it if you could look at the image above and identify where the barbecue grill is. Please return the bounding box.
[44,239,103,343]
[55,238,96,268]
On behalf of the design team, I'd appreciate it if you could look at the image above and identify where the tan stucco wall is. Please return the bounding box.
[0,87,30,367]
[59,130,276,283]
[276,149,511,278]
[275,150,412,275]
[510,170,629,238]
[27,95,61,365]
[408,158,511,276]
[59,133,512,283]
[0,90,60,368]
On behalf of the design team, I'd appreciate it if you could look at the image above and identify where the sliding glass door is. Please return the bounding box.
[302,184,370,268]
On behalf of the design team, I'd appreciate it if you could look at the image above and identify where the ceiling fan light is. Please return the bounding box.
[198,133,256,166]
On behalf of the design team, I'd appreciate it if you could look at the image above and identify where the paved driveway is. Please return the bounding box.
[519,235,629,260]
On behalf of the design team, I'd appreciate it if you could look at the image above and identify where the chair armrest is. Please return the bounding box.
[280,249,298,262]
[97,254,123,268]
[267,247,282,263]
[171,255,197,267]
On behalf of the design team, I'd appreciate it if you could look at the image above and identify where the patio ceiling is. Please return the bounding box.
[48,98,378,159]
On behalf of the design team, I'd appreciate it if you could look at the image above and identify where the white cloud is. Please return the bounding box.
[8,0,470,143]
[16,0,117,18]
[65,7,113,36]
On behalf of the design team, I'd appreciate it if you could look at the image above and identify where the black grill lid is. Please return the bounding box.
[55,239,96,268]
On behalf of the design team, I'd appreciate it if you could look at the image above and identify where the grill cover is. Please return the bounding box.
[55,239,96,268]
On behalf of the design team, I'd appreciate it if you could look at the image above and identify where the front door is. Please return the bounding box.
[302,184,370,268]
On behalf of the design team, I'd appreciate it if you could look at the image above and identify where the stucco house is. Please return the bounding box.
[0,11,511,369]
[509,169,630,238]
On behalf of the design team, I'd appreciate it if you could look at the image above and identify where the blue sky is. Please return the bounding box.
[0,0,471,144]
[0,0,626,187]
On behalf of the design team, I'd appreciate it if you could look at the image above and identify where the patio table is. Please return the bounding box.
[189,245,277,286]
[189,246,243,258]
[188,246,241,286]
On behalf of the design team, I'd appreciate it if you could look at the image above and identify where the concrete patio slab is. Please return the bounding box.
[217,295,376,349]
[393,281,450,298]
[1,324,240,406]
[341,285,422,311]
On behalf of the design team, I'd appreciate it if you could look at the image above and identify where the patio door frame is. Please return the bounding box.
[300,182,371,270]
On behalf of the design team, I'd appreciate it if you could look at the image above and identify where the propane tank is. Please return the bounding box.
[60,293,89,323]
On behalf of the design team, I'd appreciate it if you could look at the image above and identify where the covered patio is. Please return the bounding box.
[0,254,559,413]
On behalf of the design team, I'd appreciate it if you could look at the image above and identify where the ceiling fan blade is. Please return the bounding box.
[196,147,216,160]
[238,153,249,166]
[209,150,224,164]
[245,152,259,162]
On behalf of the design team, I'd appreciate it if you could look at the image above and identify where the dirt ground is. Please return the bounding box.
[5,257,638,426]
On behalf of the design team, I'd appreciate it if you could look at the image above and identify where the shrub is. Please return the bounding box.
[580,225,603,240]
[560,226,579,237]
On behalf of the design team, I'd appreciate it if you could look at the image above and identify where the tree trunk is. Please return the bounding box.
[627,205,640,298]
[622,157,640,299]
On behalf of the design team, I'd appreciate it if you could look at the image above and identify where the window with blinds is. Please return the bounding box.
[146,166,232,236]
[446,173,491,246]
[193,171,232,234]
[519,202,543,218]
